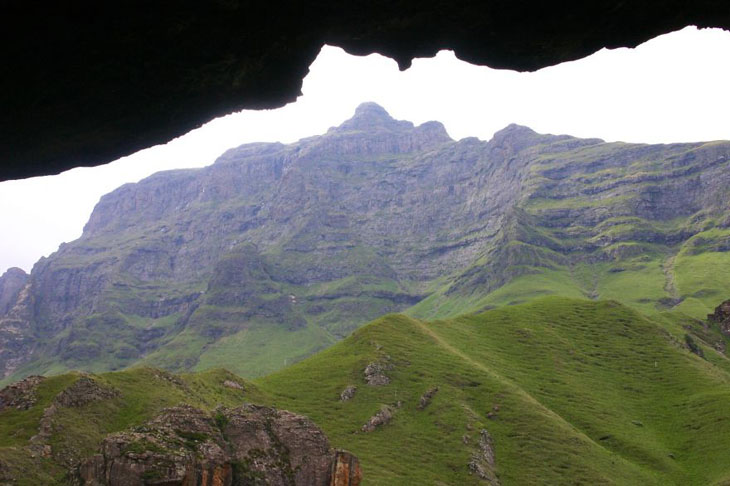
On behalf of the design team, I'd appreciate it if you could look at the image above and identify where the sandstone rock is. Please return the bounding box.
[329,450,362,486]
[77,404,360,486]
[340,385,357,401]
[0,374,44,410]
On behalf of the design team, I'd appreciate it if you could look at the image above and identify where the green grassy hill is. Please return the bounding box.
[259,297,730,485]
[5,297,730,484]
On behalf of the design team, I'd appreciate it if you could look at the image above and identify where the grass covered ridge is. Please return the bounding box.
[258,297,730,485]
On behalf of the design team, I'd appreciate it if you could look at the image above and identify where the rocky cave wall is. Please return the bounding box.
[2,0,729,181]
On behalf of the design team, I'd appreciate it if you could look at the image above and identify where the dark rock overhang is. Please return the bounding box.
[1,0,729,181]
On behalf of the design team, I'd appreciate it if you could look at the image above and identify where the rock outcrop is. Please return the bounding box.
[468,429,499,485]
[55,375,120,408]
[340,385,357,402]
[362,403,402,433]
[708,300,730,336]
[77,404,361,486]
[418,387,439,410]
[363,361,392,387]
[0,374,44,411]
[29,375,121,462]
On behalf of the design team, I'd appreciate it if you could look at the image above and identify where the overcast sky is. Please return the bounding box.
[2,26,730,275]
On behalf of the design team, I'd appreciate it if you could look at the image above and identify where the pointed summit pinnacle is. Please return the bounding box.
[324,102,452,153]
[338,102,403,131]
[353,102,391,119]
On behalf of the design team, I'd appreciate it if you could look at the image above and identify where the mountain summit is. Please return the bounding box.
[1,107,730,384]
[327,102,452,153]
[339,102,403,130]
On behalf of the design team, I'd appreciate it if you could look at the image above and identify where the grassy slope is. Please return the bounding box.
[258,297,730,485]
[3,298,730,484]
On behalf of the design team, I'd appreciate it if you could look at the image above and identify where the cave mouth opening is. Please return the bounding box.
[1,26,730,275]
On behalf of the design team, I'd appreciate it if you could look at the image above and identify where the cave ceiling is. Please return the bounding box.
[2,1,729,181]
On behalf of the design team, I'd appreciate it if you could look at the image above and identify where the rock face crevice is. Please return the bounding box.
[76,404,361,486]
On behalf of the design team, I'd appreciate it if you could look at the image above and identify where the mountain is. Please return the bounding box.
[3,297,730,484]
[2,103,730,384]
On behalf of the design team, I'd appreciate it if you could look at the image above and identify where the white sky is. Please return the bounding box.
[2,26,730,275]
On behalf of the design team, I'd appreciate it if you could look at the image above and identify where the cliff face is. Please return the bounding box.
[2,103,730,382]
[0,268,33,379]
[0,268,28,316]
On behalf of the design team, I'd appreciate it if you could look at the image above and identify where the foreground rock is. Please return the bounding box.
[0,374,44,411]
[77,404,361,486]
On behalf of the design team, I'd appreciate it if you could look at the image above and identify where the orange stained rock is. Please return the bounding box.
[330,450,362,486]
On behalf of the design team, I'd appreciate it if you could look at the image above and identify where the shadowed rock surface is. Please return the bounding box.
[2,2,730,181]
[77,404,361,486]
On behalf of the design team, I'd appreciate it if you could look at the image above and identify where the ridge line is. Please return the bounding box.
[408,316,621,457]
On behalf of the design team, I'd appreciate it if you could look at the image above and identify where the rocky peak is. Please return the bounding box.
[489,123,538,146]
[337,102,407,132]
[336,102,451,142]
[414,120,451,143]
[317,102,452,156]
